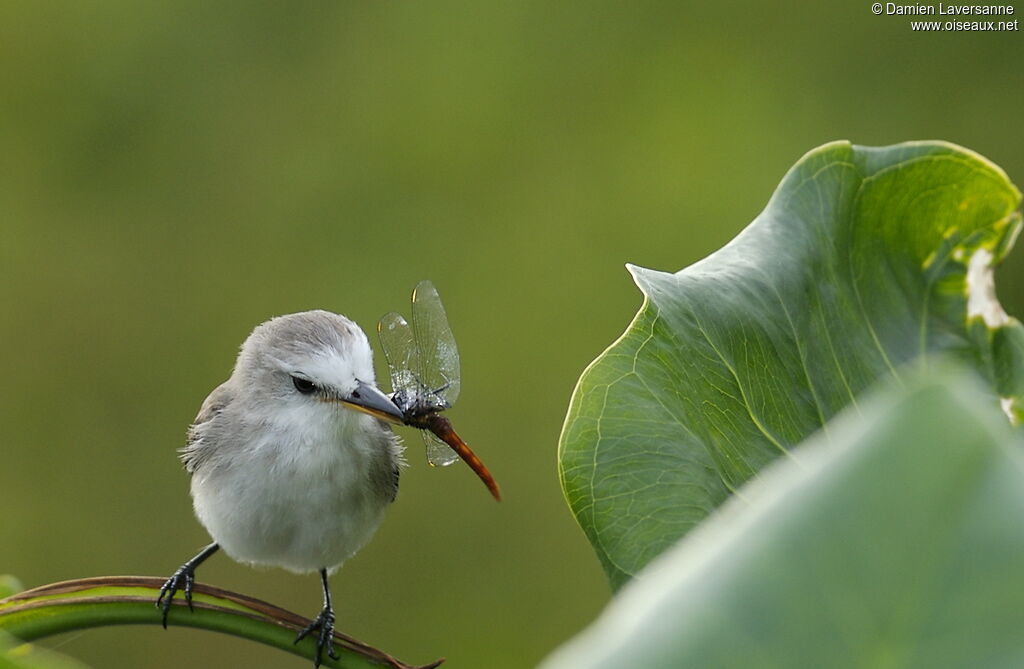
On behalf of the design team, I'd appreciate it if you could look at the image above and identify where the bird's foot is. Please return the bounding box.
[295,605,339,668]
[156,563,197,628]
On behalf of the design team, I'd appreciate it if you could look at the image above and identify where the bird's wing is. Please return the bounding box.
[179,382,235,474]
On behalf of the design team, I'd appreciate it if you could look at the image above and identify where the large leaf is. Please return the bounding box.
[558,140,1024,589]
[544,368,1024,668]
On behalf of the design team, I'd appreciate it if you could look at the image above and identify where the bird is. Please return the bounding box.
[156,310,407,667]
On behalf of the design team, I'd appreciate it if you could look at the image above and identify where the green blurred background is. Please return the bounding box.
[2,3,1022,667]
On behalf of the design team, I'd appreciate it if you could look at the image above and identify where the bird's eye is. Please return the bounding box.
[292,376,317,394]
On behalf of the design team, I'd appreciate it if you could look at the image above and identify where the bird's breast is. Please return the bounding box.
[190,407,399,573]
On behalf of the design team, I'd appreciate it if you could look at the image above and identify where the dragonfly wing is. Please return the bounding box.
[376,311,422,406]
[410,280,461,406]
[423,431,460,467]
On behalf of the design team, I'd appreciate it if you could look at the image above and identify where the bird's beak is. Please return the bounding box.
[331,381,405,424]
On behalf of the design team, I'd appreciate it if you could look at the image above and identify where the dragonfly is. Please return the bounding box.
[378,280,501,501]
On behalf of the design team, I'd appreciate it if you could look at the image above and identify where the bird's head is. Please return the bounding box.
[232,310,404,424]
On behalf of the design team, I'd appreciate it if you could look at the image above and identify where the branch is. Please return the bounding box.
[0,576,443,669]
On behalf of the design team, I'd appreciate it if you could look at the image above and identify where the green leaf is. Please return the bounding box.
[0,579,24,602]
[558,140,1024,589]
[1,630,90,669]
[544,368,1024,668]
[0,577,440,669]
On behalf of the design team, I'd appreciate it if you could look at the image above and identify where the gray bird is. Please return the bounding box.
[157,310,406,666]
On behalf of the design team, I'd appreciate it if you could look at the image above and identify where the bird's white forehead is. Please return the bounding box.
[280,335,376,386]
[242,310,377,386]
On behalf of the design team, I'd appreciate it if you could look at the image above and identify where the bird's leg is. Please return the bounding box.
[156,542,219,628]
[295,568,339,667]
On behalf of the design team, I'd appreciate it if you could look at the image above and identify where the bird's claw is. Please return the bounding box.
[156,564,196,628]
[295,606,339,667]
